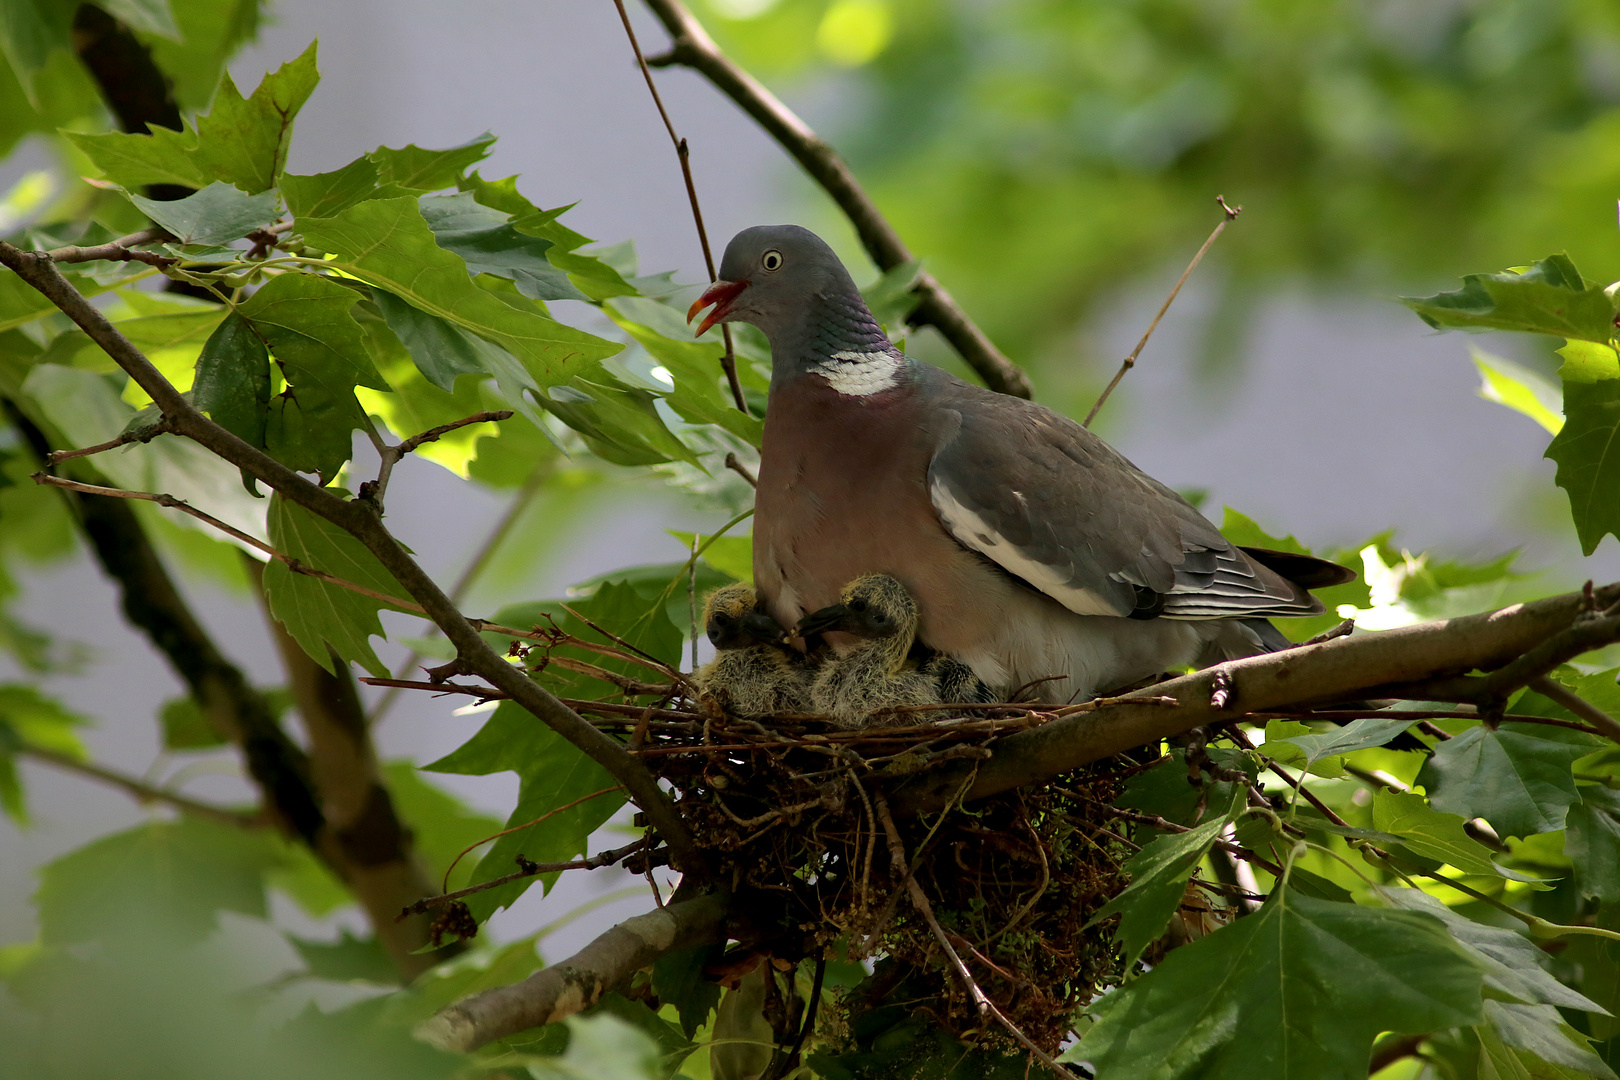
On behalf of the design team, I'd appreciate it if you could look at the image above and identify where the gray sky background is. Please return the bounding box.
[3,0,1615,978]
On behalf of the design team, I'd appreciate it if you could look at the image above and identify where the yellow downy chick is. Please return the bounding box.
[794,574,941,728]
[694,583,810,717]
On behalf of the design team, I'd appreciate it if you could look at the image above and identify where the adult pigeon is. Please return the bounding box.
[689,225,1351,704]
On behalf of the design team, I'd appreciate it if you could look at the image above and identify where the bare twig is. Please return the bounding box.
[362,410,512,510]
[1303,618,1356,646]
[724,451,758,487]
[640,0,1030,399]
[611,0,750,415]
[399,838,650,917]
[418,891,730,1051]
[45,226,175,268]
[44,416,174,464]
[441,785,623,891]
[20,745,259,828]
[1083,196,1240,428]
[0,239,707,880]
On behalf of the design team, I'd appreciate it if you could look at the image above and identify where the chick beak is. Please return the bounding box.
[687,279,748,337]
[793,603,849,640]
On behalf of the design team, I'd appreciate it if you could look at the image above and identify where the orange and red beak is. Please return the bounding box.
[687,279,748,337]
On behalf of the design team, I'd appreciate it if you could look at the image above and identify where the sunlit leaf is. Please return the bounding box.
[1371,788,1501,877]
[1401,254,1617,345]
[1472,346,1563,435]
[1087,813,1232,968]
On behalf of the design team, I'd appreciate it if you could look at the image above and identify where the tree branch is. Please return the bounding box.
[416,891,730,1052]
[891,582,1620,813]
[44,226,176,268]
[639,0,1032,399]
[1528,675,1620,743]
[0,241,708,880]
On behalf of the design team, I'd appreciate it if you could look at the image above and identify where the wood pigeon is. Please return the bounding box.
[794,574,944,727]
[694,583,810,716]
[690,225,1352,705]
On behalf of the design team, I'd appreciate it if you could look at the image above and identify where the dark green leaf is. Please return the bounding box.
[262,494,414,677]
[282,155,381,218]
[35,818,281,947]
[1483,1000,1618,1080]
[65,41,319,193]
[290,928,397,984]
[651,945,723,1040]
[1401,254,1617,345]
[1274,716,1417,768]
[538,373,698,468]
[368,132,496,193]
[127,181,280,245]
[418,192,586,301]
[1087,814,1231,967]
[1566,787,1620,903]
[528,1013,664,1080]
[1117,747,1254,827]
[192,311,270,448]
[1073,887,1486,1080]
[593,992,697,1078]
[1372,788,1502,876]
[1545,342,1620,555]
[1418,722,1606,839]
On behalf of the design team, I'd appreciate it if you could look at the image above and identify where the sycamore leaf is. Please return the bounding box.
[608,296,765,446]
[65,41,318,193]
[1565,787,1620,903]
[127,181,280,245]
[1117,747,1255,827]
[667,530,753,583]
[371,288,499,394]
[1402,254,1618,345]
[379,762,502,892]
[282,155,381,219]
[530,1014,664,1080]
[1481,1001,1619,1080]
[861,258,924,332]
[418,192,586,302]
[0,264,134,333]
[192,312,270,449]
[0,683,87,823]
[1071,887,1486,1080]
[652,945,724,1041]
[368,132,496,193]
[35,818,280,947]
[1087,814,1231,967]
[1371,789,1503,876]
[158,695,226,751]
[261,494,414,677]
[1274,716,1417,768]
[299,197,618,385]
[101,0,180,39]
[1473,346,1564,435]
[288,928,397,985]
[1419,722,1607,839]
[1545,340,1620,555]
[0,0,74,82]
[538,373,699,468]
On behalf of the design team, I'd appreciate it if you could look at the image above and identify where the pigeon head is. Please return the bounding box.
[703,582,784,650]
[793,574,919,642]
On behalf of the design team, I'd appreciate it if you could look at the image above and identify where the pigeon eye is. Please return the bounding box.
[761,249,783,272]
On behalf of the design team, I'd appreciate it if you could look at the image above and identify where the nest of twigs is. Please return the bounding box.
[378,612,1161,1054]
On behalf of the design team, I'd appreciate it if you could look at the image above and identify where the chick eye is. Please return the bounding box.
[761,249,783,272]
[713,612,732,626]
[848,598,867,612]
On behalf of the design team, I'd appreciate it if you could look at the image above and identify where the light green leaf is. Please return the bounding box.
[1482,1001,1618,1080]
[64,41,319,193]
[668,529,753,583]
[1473,346,1564,435]
[861,258,924,332]
[1402,254,1617,346]
[1273,716,1417,768]
[1418,722,1606,839]
[1073,887,1486,1080]
[262,494,414,677]
[158,695,226,751]
[530,1013,664,1080]
[101,0,180,39]
[0,683,88,823]
[368,132,496,193]
[298,197,619,385]
[609,296,765,445]
[127,181,280,245]
[0,264,136,333]
[1372,788,1502,876]
[0,0,74,81]
[1087,814,1231,968]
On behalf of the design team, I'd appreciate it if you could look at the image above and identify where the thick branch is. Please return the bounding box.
[640,0,1031,399]
[0,242,707,879]
[417,891,730,1052]
[892,583,1620,813]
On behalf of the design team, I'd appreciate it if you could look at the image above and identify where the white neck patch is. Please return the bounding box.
[810,349,899,397]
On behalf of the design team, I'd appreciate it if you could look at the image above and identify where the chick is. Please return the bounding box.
[694,583,810,716]
[794,574,943,728]
[918,648,999,707]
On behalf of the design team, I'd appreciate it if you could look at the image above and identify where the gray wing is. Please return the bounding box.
[924,383,1326,621]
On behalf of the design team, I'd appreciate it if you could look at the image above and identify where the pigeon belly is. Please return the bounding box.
[753,378,1212,702]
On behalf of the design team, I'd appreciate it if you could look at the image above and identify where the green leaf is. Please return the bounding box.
[158,695,226,751]
[0,683,87,822]
[1087,814,1231,967]
[418,192,587,302]
[371,288,507,395]
[101,0,180,39]
[368,132,496,193]
[299,197,619,385]
[1117,747,1255,827]
[1376,887,1606,1014]
[127,181,280,245]
[1273,716,1417,769]
[0,264,134,333]
[147,0,263,112]
[192,311,270,449]
[651,945,723,1040]
[1545,348,1620,556]
[379,761,501,891]
[538,372,699,467]
[1473,346,1564,435]
[64,41,319,193]
[667,530,754,583]
[262,494,414,677]
[423,700,626,921]
[529,1013,664,1080]
[289,928,398,985]
[1482,1001,1619,1080]
[1566,787,1620,903]
[1418,722,1606,840]
[1371,788,1502,876]
[1401,254,1618,345]
[35,818,281,947]
[1073,887,1486,1080]
[594,992,698,1078]
[0,0,74,82]
[282,155,381,219]
[608,296,765,445]
[860,258,924,332]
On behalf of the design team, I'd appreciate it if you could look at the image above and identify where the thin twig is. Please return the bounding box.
[20,745,259,828]
[1082,195,1241,428]
[362,410,512,509]
[45,226,176,268]
[724,452,758,487]
[611,0,750,416]
[398,837,649,917]
[640,0,1031,398]
[440,785,623,892]
[45,416,174,464]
